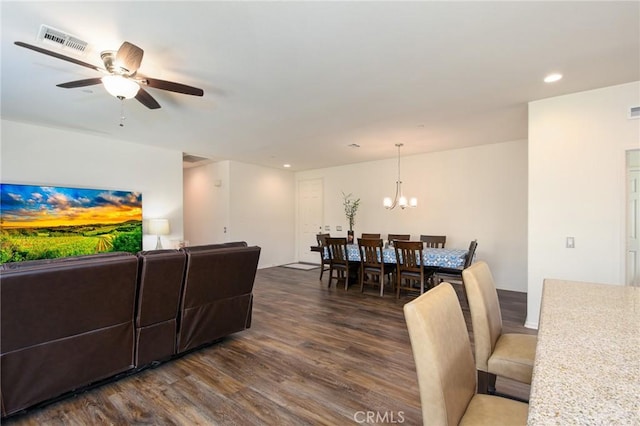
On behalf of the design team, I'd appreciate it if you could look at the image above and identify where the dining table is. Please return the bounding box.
[321,244,468,269]
[527,279,639,425]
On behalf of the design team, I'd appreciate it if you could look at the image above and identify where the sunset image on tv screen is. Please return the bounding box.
[1,184,142,263]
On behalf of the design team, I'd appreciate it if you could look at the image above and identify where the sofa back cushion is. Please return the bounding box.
[136,250,186,328]
[1,253,138,353]
[177,245,260,353]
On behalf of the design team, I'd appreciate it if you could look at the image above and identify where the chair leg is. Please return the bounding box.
[477,370,497,395]
[319,263,324,281]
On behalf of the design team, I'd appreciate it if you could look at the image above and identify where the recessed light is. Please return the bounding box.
[544,73,563,83]
[283,164,291,168]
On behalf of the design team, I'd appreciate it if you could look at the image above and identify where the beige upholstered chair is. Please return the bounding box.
[404,283,528,426]
[462,261,537,395]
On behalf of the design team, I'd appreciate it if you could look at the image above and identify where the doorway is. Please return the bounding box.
[298,178,324,264]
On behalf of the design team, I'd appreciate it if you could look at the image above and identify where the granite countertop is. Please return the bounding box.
[527,279,640,425]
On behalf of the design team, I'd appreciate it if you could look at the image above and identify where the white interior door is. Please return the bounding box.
[298,178,323,264]
[627,167,640,286]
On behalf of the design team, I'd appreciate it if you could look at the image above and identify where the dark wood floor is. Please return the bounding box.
[4,266,535,425]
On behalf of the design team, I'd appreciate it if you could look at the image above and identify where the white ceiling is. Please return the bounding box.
[2,1,639,171]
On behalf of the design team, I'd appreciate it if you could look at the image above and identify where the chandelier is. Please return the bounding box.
[383,143,417,210]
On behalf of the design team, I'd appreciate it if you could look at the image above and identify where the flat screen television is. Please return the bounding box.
[1,183,142,263]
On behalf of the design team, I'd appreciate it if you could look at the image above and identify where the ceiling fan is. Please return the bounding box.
[14,40,204,110]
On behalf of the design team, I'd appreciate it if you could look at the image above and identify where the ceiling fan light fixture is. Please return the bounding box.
[101,75,139,99]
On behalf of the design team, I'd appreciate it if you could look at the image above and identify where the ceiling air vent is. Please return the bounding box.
[37,24,88,55]
[183,154,210,163]
[629,106,640,120]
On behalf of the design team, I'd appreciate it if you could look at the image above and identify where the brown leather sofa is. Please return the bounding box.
[0,242,261,418]
[178,243,260,353]
[0,252,139,417]
[135,249,186,367]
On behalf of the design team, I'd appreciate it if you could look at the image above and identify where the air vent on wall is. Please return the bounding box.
[629,106,640,119]
[37,24,88,55]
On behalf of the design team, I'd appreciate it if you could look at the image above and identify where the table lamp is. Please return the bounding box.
[148,218,170,250]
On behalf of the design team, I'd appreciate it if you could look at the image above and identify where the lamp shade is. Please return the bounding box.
[101,75,140,99]
[148,218,170,235]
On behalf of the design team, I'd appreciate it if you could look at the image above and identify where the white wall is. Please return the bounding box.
[183,160,230,245]
[527,81,640,328]
[296,139,528,292]
[1,119,184,251]
[183,160,296,269]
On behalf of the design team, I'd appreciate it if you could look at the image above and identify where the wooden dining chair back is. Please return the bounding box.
[404,283,529,425]
[326,237,353,290]
[419,235,447,248]
[394,240,425,298]
[361,233,381,240]
[387,234,411,243]
[316,233,331,281]
[462,261,537,396]
[357,238,394,296]
[435,239,478,285]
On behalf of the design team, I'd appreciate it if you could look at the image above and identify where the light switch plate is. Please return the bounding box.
[566,237,575,248]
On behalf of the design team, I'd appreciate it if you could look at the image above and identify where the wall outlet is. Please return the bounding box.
[566,237,575,248]
[336,225,342,231]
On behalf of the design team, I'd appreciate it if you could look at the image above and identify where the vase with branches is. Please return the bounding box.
[342,192,360,236]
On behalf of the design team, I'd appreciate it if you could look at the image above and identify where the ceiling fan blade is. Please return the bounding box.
[135,88,161,109]
[14,41,102,72]
[116,41,143,74]
[141,77,204,96]
[57,78,103,89]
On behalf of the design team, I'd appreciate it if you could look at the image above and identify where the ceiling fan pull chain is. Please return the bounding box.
[119,98,126,127]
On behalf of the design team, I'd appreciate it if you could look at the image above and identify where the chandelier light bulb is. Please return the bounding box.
[383,197,393,208]
[409,197,418,208]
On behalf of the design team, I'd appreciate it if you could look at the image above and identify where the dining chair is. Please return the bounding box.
[361,233,381,239]
[387,233,410,243]
[419,235,446,248]
[316,233,331,281]
[434,239,478,285]
[403,282,528,426]
[462,261,537,397]
[357,238,394,296]
[326,237,356,290]
[394,240,426,298]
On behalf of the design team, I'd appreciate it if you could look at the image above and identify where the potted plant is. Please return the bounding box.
[342,192,360,243]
